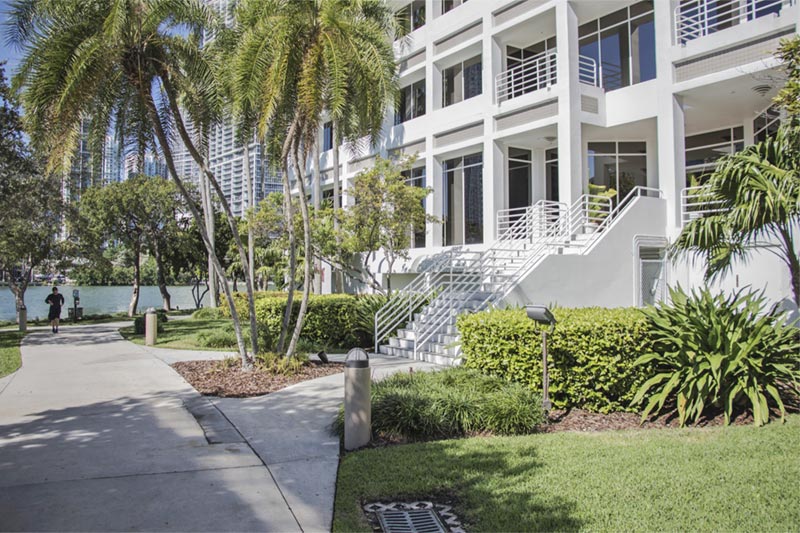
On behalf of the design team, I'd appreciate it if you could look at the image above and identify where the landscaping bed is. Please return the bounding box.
[543,407,755,433]
[172,358,344,397]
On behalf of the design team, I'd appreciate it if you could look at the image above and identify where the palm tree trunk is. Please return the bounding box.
[778,225,800,305]
[312,139,322,294]
[200,164,218,308]
[277,125,299,354]
[129,247,140,317]
[160,74,259,356]
[286,136,314,359]
[142,89,252,369]
[244,140,256,295]
[332,125,343,293]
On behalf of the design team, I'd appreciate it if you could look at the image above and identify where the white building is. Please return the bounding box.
[297,0,799,363]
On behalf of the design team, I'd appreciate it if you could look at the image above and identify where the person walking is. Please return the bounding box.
[45,287,65,333]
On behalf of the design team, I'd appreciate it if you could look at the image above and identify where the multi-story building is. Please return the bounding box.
[298,0,798,362]
[122,151,168,181]
[200,0,282,217]
[62,118,101,203]
[102,134,123,184]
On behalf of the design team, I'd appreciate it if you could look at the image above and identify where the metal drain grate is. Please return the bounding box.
[376,509,447,533]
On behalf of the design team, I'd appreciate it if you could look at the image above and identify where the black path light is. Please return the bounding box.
[526,305,556,412]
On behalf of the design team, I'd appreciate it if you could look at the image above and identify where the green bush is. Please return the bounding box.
[458,307,654,413]
[133,310,167,334]
[253,293,362,350]
[352,293,388,347]
[219,291,293,320]
[191,307,223,320]
[196,328,238,349]
[333,367,545,441]
[633,287,800,427]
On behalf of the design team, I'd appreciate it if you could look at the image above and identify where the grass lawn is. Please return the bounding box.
[0,331,25,378]
[119,317,235,351]
[334,415,800,532]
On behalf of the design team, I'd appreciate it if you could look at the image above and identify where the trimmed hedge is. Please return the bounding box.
[458,307,654,413]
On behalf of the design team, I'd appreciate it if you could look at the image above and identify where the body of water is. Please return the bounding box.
[0,285,207,321]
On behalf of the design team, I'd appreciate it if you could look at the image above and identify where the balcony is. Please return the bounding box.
[496,52,598,103]
[674,0,794,45]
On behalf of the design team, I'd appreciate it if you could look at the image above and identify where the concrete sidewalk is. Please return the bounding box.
[0,323,437,532]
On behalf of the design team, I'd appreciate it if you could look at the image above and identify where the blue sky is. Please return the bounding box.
[0,0,21,74]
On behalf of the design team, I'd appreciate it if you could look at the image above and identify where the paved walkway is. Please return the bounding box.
[0,323,437,532]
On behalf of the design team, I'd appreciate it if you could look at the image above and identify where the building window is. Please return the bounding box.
[402,166,427,248]
[754,105,781,144]
[442,55,482,107]
[579,1,655,91]
[508,147,531,211]
[397,0,425,33]
[322,122,333,151]
[442,0,467,15]
[396,79,426,124]
[587,141,647,202]
[685,126,744,184]
[443,153,483,246]
[545,148,559,202]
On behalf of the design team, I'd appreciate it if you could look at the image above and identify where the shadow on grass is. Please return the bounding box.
[334,440,583,532]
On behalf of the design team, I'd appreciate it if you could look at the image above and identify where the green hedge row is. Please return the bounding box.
[458,307,654,413]
[221,292,381,350]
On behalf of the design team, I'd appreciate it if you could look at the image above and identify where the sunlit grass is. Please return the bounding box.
[119,318,236,351]
[0,331,24,378]
[334,415,800,532]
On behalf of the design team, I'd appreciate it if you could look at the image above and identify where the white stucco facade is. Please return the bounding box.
[301,0,799,312]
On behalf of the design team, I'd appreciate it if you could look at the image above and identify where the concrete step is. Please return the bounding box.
[389,336,414,350]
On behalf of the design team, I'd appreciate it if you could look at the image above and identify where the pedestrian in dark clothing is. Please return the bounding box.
[45,287,65,333]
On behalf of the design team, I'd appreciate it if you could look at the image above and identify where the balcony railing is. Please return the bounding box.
[496,52,599,103]
[680,185,725,225]
[674,0,793,45]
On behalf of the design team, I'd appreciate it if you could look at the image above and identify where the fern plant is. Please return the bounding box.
[632,286,800,426]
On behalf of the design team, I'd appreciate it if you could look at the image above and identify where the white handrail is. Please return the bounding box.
[680,185,724,225]
[578,55,598,87]
[496,51,557,102]
[674,0,791,45]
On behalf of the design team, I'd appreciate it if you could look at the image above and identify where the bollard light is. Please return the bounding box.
[344,348,371,450]
[526,305,556,412]
[145,307,158,346]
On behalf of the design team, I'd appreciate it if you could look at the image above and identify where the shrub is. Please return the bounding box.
[219,291,293,319]
[333,367,545,441]
[352,293,388,347]
[192,307,223,320]
[253,294,361,350]
[632,287,800,427]
[458,307,654,413]
[133,310,167,334]
[255,351,309,375]
[196,328,238,349]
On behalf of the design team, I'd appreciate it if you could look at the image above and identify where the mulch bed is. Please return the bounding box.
[172,358,344,398]
[541,408,755,433]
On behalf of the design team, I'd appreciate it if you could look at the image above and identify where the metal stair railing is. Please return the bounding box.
[412,187,663,359]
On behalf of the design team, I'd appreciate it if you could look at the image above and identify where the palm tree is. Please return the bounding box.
[7,0,259,366]
[230,0,397,357]
[672,125,800,305]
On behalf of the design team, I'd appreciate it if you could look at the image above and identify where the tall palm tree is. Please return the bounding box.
[231,0,397,357]
[672,125,800,304]
[7,0,259,366]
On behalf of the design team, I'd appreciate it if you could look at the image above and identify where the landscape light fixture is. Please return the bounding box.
[526,305,556,412]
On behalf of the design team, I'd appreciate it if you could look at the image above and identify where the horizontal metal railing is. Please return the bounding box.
[674,0,792,45]
[496,200,564,239]
[496,51,557,103]
[578,56,598,87]
[680,185,725,225]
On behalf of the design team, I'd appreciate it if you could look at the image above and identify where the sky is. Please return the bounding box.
[0,0,21,75]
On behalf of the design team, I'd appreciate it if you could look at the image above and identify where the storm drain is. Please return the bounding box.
[376,509,446,533]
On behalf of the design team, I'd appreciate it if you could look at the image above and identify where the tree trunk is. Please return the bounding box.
[244,140,256,296]
[332,126,343,293]
[9,263,30,328]
[286,137,314,359]
[153,239,171,311]
[199,151,218,308]
[312,139,322,294]
[142,87,252,369]
[778,225,800,306]
[161,74,259,356]
[129,247,140,317]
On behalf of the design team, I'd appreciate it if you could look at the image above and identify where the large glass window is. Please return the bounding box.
[443,153,483,246]
[587,141,647,202]
[579,1,655,91]
[322,121,333,151]
[508,147,531,211]
[396,0,425,33]
[402,166,427,248]
[396,79,426,124]
[545,148,559,202]
[754,105,780,143]
[443,55,482,107]
[442,0,467,14]
[684,126,744,184]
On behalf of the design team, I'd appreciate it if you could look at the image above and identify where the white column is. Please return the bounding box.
[532,147,546,203]
[482,21,500,244]
[655,0,685,234]
[555,0,582,204]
